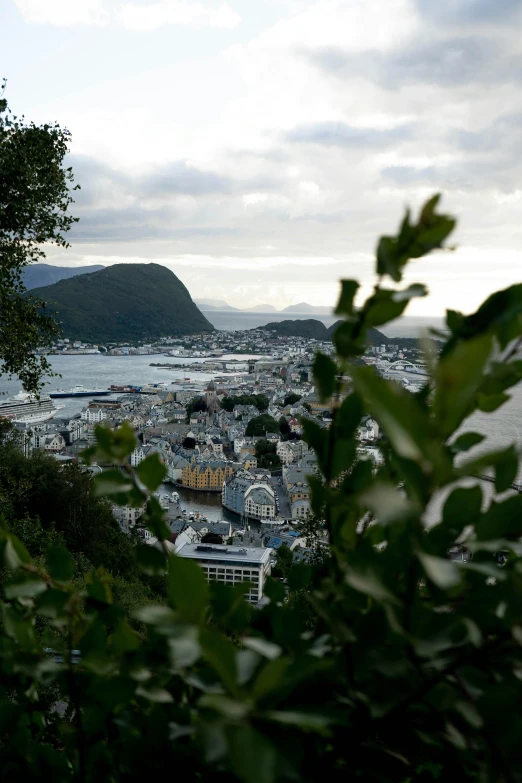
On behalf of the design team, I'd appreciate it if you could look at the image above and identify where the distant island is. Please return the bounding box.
[256,318,426,347]
[196,299,333,314]
[30,263,214,343]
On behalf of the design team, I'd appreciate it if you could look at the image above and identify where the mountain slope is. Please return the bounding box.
[23,263,105,290]
[195,298,239,311]
[31,263,214,342]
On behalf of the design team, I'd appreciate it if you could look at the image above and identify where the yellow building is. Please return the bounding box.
[181,460,234,492]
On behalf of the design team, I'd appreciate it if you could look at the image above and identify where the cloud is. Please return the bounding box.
[15,0,240,30]
[309,37,522,89]
[285,120,415,147]
[15,0,110,26]
[118,0,240,30]
[414,0,522,25]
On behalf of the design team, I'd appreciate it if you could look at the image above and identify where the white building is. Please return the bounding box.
[130,446,145,466]
[244,484,276,521]
[81,406,107,423]
[177,542,271,604]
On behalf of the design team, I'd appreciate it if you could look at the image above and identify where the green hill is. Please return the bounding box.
[31,263,214,343]
[259,318,388,344]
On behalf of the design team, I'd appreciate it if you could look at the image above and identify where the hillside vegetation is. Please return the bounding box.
[30,263,214,342]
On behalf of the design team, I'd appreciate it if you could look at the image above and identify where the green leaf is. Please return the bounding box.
[350,366,448,476]
[475,496,522,541]
[313,351,337,402]
[4,575,47,599]
[376,195,456,282]
[228,724,277,783]
[136,686,173,703]
[433,332,493,437]
[301,419,328,475]
[93,470,133,497]
[168,555,209,622]
[136,453,167,491]
[135,544,166,575]
[199,629,237,693]
[344,567,400,604]
[334,279,359,317]
[242,637,282,660]
[476,392,510,412]
[450,432,485,453]
[0,533,31,569]
[363,285,427,328]
[417,551,461,589]
[47,544,74,582]
[494,445,519,492]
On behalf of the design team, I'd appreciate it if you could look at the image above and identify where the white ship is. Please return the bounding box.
[0,392,63,423]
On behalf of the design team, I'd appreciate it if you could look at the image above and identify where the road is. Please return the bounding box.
[269,476,292,519]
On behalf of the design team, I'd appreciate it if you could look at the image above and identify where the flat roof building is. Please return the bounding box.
[177,542,271,604]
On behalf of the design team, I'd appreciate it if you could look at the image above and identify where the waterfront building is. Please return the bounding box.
[177,542,271,604]
[181,460,234,491]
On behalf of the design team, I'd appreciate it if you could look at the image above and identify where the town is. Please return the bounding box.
[13,325,428,602]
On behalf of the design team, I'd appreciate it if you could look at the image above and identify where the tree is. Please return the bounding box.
[245,413,280,437]
[271,544,293,579]
[279,416,291,439]
[284,393,301,406]
[201,532,223,545]
[182,436,196,449]
[0,82,79,392]
[255,438,281,469]
[4,196,522,780]
[185,397,207,421]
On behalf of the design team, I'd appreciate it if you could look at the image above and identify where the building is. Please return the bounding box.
[244,484,276,521]
[181,460,234,491]
[177,542,271,604]
[289,480,310,504]
[81,406,107,423]
[222,472,256,516]
[291,498,312,520]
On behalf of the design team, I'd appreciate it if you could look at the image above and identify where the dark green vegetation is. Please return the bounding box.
[22,262,104,290]
[283,393,302,406]
[30,263,214,343]
[245,413,280,437]
[0,82,78,392]
[0,424,163,620]
[2,196,522,782]
[255,438,281,469]
[260,317,432,349]
[220,394,269,412]
[271,544,293,579]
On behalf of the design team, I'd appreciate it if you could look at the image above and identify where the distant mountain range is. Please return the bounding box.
[23,263,105,290]
[30,263,214,342]
[195,299,333,314]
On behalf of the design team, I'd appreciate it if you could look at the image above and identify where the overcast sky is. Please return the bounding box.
[3,0,522,313]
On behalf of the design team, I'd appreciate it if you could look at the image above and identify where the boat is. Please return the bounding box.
[49,385,111,398]
[0,392,63,423]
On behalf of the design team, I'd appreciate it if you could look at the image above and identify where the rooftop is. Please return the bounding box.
[177,542,270,565]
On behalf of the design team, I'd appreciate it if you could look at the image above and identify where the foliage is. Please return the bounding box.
[245,414,280,437]
[30,263,214,343]
[279,416,291,438]
[185,397,207,422]
[271,545,293,579]
[283,393,302,406]
[2,196,522,781]
[221,394,269,412]
[182,436,197,449]
[255,439,281,470]
[0,81,78,392]
[201,532,223,545]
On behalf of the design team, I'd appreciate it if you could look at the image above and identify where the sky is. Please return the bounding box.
[2,0,522,313]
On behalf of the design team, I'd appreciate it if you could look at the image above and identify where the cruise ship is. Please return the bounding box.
[0,392,63,423]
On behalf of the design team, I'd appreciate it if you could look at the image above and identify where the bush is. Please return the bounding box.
[2,196,522,781]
